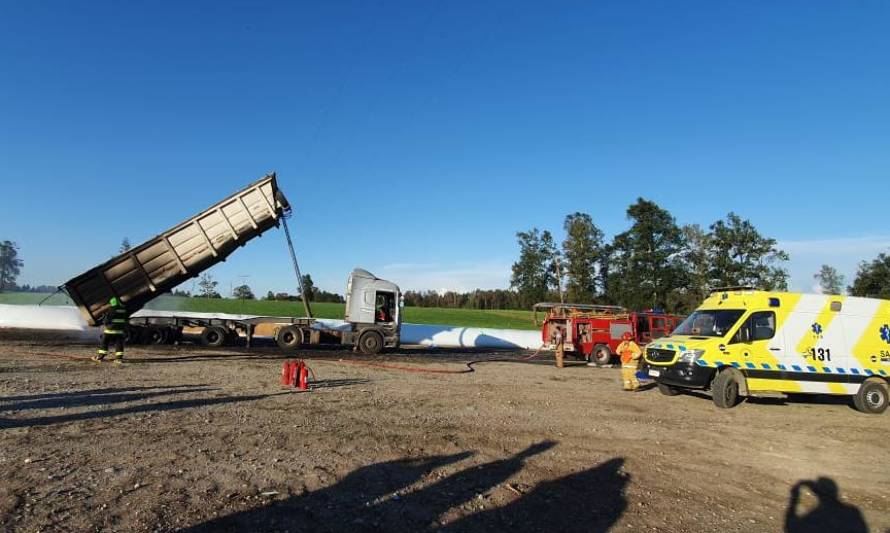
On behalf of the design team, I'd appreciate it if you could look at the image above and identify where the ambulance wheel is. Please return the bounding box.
[201,326,228,348]
[358,331,384,355]
[275,326,303,350]
[657,383,680,396]
[853,379,888,414]
[711,370,740,409]
[591,344,612,366]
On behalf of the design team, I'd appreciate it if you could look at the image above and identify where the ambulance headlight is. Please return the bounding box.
[678,349,705,363]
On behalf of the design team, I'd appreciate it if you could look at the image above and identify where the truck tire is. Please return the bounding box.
[591,344,612,366]
[711,369,741,409]
[358,330,384,355]
[853,379,888,414]
[275,325,303,350]
[657,382,680,396]
[201,326,228,348]
[125,327,143,345]
[145,327,169,345]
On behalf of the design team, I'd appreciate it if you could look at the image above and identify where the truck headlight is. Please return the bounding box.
[678,349,705,363]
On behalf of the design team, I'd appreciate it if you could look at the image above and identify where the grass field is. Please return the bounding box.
[0,292,539,330]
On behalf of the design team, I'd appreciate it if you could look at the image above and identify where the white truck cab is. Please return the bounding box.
[343,269,402,354]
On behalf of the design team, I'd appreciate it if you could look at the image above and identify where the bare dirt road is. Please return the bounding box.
[1,341,888,532]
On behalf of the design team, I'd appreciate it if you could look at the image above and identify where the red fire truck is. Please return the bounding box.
[534,303,683,365]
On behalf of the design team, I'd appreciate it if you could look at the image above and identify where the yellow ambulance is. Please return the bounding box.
[644,287,890,414]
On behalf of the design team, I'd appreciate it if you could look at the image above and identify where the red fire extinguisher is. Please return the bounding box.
[297,362,309,391]
[280,360,311,391]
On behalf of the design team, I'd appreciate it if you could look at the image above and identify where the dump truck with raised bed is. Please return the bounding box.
[61,173,402,354]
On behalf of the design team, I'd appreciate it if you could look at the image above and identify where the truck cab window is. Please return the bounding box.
[375,291,395,323]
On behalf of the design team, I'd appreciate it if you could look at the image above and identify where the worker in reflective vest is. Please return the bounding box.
[617,331,642,391]
[94,297,129,364]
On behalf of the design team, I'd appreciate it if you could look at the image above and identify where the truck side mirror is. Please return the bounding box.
[399,297,405,308]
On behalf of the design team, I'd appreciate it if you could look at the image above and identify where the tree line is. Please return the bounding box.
[510,199,791,312]
[2,221,890,310]
[403,289,523,309]
[509,198,890,313]
[178,273,345,303]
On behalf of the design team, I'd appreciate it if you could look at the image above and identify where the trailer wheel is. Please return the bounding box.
[275,325,303,350]
[711,369,741,409]
[201,326,228,348]
[358,330,384,355]
[591,344,612,366]
[124,327,143,345]
[145,327,169,345]
[853,379,888,415]
[657,382,680,396]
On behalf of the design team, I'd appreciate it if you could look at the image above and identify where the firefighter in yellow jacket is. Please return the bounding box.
[93,297,130,364]
[617,332,642,391]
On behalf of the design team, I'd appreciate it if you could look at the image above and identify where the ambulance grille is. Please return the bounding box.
[647,348,675,363]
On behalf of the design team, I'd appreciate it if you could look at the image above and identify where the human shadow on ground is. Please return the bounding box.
[181,442,629,533]
[0,384,206,403]
[0,386,214,412]
[0,389,289,430]
[784,477,867,533]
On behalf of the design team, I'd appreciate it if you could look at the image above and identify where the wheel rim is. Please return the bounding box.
[208,331,220,344]
[866,389,885,409]
[596,349,608,363]
[282,332,295,344]
[365,336,380,351]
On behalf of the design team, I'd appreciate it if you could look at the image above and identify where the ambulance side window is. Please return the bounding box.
[731,311,776,343]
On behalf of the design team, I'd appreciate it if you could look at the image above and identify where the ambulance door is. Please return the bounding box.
[724,311,782,386]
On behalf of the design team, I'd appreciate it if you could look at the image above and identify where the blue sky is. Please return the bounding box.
[2,1,889,296]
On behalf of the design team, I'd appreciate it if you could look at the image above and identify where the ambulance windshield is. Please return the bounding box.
[673,310,745,338]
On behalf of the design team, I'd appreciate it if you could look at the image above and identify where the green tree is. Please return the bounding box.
[233,284,255,300]
[670,224,711,312]
[0,241,23,292]
[707,212,789,290]
[198,273,220,298]
[606,199,686,310]
[300,274,316,301]
[597,243,615,304]
[562,213,604,303]
[849,254,890,299]
[511,228,558,308]
[814,265,845,295]
[119,237,132,254]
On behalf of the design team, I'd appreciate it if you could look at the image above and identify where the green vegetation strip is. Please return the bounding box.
[0,293,539,330]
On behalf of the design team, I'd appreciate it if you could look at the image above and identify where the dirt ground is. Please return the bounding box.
[1,340,888,533]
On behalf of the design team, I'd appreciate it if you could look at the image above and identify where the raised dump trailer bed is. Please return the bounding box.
[63,174,290,326]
